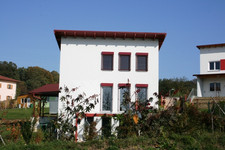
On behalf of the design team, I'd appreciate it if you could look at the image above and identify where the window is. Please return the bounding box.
[210,83,221,91]
[101,83,113,111]
[209,61,220,71]
[102,52,114,70]
[118,83,130,111]
[136,53,148,71]
[102,117,111,137]
[119,52,131,71]
[136,84,148,102]
[7,84,13,89]
[6,96,12,100]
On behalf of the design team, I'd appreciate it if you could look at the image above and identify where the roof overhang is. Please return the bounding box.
[54,30,166,50]
[0,75,20,83]
[29,83,59,97]
[193,73,225,78]
[197,43,225,49]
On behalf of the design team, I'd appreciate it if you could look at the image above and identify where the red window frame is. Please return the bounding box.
[101,83,113,112]
[101,52,114,71]
[136,53,148,71]
[119,52,131,71]
[221,59,225,70]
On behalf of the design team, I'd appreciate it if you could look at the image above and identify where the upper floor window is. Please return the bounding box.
[209,61,220,71]
[102,52,114,70]
[7,84,13,89]
[136,53,148,71]
[101,83,113,111]
[210,82,221,91]
[119,52,131,71]
[118,83,130,111]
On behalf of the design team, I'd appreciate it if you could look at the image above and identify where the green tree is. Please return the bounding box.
[159,77,196,97]
[51,70,59,83]
[0,61,19,80]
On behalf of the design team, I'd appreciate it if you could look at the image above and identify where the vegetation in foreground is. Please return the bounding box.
[0,131,224,150]
[0,87,224,149]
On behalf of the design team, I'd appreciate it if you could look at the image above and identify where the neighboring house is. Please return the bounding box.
[0,75,19,101]
[54,30,166,140]
[17,94,33,108]
[194,43,225,97]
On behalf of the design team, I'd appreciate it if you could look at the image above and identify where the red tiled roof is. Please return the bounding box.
[0,75,20,83]
[197,43,225,49]
[54,30,167,50]
[29,83,59,96]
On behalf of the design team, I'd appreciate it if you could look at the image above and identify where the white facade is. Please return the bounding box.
[55,30,166,140]
[0,80,17,101]
[195,44,225,97]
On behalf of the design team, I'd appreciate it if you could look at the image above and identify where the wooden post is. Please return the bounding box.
[32,97,35,117]
[42,100,45,117]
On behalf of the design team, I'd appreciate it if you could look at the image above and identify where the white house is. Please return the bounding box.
[194,43,225,97]
[0,75,19,101]
[54,30,166,140]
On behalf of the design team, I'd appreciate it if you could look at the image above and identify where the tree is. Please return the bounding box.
[51,71,59,83]
[0,61,19,80]
[159,77,196,97]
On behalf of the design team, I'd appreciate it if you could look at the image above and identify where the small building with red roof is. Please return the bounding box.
[0,75,20,101]
[194,43,225,97]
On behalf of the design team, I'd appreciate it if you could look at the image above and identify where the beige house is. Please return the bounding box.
[0,75,19,101]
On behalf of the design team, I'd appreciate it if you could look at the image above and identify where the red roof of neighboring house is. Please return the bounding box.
[197,43,225,49]
[54,30,167,50]
[29,83,59,96]
[0,75,20,83]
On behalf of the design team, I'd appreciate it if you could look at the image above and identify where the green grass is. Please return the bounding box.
[0,108,50,120]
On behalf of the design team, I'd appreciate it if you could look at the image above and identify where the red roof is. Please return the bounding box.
[29,83,59,96]
[0,75,20,83]
[197,43,225,49]
[54,30,166,50]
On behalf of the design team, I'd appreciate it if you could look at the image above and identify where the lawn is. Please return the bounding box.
[0,108,50,120]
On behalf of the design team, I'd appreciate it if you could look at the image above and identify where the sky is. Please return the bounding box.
[1,0,225,80]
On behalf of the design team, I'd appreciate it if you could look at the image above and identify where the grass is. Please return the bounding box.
[0,132,225,150]
[0,108,50,120]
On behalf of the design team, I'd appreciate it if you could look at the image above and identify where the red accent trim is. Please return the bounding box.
[118,83,131,87]
[136,53,148,56]
[197,43,225,49]
[102,52,114,55]
[101,83,113,86]
[85,113,115,117]
[75,117,78,142]
[119,52,131,55]
[136,84,148,87]
[221,59,225,70]
[54,30,166,50]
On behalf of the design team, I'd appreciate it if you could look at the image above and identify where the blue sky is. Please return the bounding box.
[1,0,225,80]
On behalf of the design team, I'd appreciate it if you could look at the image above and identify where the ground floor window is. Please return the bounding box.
[101,83,113,111]
[210,82,221,91]
[119,83,130,111]
[136,84,148,102]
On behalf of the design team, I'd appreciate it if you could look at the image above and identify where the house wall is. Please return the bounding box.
[58,37,160,141]
[200,46,225,74]
[59,37,159,113]
[198,77,225,97]
[0,80,17,101]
